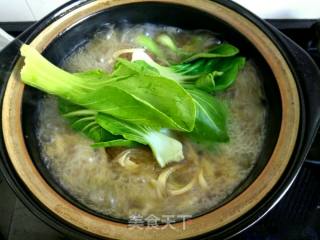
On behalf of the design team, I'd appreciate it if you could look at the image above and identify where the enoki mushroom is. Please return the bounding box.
[114,144,210,198]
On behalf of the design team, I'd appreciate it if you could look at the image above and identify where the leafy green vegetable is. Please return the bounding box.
[91,139,140,148]
[114,52,231,143]
[59,98,142,149]
[131,39,233,143]
[135,35,168,64]
[156,34,179,52]
[136,35,162,57]
[181,43,239,62]
[131,49,196,81]
[155,34,233,61]
[20,44,195,167]
[194,71,223,93]
[20,44,195,131]
[191,57,246,92]
[111,59,195,130]
[58,98,116,143]
[96,113,184,167]
[209,57,246,91]
[136,34,198,65]
[19,40,242,167]
[185,87,229,143]
[136,34,220,63]
[131,46,244,93]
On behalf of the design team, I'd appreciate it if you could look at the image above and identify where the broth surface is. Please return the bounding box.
[38,24,267,220]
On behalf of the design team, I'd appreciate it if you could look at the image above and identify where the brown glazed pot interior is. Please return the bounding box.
[2,0,300,239]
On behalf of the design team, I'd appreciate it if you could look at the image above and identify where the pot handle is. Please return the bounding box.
[0,30,25,98]
[0,28,14,51]
[268,23,320,165]
[0,28,14,88]
[305,22,320,166]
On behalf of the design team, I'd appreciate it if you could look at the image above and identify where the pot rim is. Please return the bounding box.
[1,0,300,239]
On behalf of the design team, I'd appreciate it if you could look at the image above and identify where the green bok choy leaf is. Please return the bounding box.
[130,45,245,93]
[185,87,229,143]
[58,98,115,143]
[20,44,195,131]
[95,113,184,168]
[20,44,195,167]
[59,97,183,165]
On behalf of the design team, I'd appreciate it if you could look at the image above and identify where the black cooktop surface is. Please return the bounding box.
[0,19,319,240]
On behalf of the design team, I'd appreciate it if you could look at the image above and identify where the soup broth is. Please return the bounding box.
[37,24,267,220]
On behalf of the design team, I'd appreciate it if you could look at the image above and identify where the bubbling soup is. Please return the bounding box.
[37,24,267,221]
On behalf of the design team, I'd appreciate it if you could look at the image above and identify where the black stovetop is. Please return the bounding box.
[0,20,319,240]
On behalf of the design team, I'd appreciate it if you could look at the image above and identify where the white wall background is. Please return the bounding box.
[0,0,320,22]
